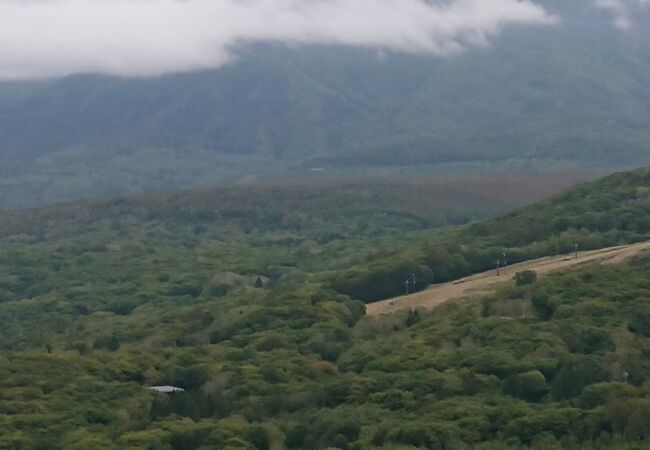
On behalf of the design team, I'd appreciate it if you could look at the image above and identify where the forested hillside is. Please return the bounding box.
[334,168,650,301]
[0,177,569,351]
[2,168,650,448]
[1,0,649,207]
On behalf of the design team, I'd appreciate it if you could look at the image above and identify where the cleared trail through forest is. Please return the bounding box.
[366,240,650,316]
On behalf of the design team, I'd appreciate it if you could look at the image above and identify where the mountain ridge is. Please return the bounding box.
[1,0,649,207]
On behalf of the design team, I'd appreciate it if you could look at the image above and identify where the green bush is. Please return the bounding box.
[514,270,537,286]
[504,370,549,402]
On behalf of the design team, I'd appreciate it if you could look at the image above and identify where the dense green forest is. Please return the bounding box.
[2,169,650,449]
[0,177,569,352]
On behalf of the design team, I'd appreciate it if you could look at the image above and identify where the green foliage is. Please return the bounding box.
[405,309,421,328]
[514,270,538,286]
[330,168,650,302]
[2,168,650,448]
[628,304,650,337]
[504,370,549,402]
[332,260,433,303]
[551,357,607,400]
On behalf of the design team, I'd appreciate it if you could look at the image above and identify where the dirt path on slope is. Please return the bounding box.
[366,240,650,316]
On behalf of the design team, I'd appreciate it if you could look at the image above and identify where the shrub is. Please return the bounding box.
[504,370,549,402]
[551,357,606,400]
[628,305,650,337]
[167,283,201,298]
[514,270,537,286]
[310,361,339,376]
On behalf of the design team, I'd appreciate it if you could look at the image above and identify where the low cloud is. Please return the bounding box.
[595,0,649,29]
[0,0,557,80]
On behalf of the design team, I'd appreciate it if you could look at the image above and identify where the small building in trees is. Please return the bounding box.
[147,385,185,394]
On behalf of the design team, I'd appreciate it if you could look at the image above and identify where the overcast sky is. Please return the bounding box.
[0,0,563,80]
[595,0,650,29]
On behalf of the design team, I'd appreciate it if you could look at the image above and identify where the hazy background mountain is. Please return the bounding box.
[0,0,648,208]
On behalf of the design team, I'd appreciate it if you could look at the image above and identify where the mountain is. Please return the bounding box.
[1,0,649,208]
[2,167,650,448]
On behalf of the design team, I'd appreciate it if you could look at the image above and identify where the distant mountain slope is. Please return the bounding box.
[0,0,649,207]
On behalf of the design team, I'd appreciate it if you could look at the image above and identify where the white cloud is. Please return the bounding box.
[0,0,558,80]
[595,0,650,30]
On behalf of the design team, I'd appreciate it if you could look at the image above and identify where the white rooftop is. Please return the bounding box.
[147,385,185,393]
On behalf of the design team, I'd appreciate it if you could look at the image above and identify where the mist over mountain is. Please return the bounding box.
[0,0,649,207]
